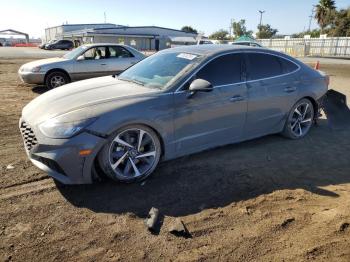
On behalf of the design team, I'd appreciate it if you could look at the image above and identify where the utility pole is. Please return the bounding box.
[308,5,316,32]
[258,10,265,29]
[104,12,107,23]
[229,18,234,38]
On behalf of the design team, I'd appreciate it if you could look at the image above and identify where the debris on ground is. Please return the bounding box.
[337,222,349,232]
[280,217,295,228]
[169,218,191,238]
[6,164,14,170]
[323,89,350,129]
[144,207,160,233]
[240,206,252,215]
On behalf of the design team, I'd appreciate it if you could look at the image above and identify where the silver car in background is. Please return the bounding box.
[18,43,145,89]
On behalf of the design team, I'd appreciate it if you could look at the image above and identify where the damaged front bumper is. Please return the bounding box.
[19,118,106,184]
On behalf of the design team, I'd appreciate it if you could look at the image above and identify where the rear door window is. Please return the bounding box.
[246,53,283,80]
[196,53,243,86]
[108,46,134,58]
[279,57,299,73]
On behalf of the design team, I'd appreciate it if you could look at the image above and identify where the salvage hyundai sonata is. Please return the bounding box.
[19,45,328,184]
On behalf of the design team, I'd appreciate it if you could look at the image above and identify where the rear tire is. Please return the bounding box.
[282,98,314,139]
[45,71,69,89]
[98,125,161,183]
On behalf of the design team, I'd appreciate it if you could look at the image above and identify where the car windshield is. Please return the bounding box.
[62,46,88,59]
[118,52,203,89]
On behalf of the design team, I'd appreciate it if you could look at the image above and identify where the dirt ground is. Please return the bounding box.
[1,56,350,262]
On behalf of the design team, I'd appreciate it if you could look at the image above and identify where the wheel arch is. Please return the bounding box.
[303,96,318,118]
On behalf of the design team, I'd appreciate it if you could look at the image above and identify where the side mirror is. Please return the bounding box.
[188,79,213,98]
[77,55,85,61]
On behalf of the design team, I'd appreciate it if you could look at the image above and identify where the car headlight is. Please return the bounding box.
[39,117,97,138]
[31,66,41,72]
[20,66,41,72]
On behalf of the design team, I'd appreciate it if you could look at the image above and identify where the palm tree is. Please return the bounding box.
[314,0,336,33]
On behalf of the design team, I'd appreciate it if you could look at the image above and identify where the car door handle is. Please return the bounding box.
[230,95,245,102]
[284,86,297,93]
[100,63,107,66]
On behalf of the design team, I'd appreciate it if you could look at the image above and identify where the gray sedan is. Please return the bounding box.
[19,45,328,184]
[18,43,145,89]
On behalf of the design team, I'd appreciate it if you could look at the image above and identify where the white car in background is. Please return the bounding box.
[231,41,263,47]
[197,39,221,45]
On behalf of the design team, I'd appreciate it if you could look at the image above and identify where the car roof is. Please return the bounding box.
[232,41,256,44]
[83,43,127,47]
[162,44,262,56]
[161,44,303,66]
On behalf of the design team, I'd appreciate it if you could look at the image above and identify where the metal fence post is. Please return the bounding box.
[344,38,349,56]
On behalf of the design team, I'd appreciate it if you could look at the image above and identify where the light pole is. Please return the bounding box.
[259,10,265,29]
[308,5,316,32]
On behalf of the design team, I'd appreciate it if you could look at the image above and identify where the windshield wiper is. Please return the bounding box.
[118,77,144,86]
[130,78,145,86]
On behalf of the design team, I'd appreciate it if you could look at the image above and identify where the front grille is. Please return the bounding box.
[20,121,38,151]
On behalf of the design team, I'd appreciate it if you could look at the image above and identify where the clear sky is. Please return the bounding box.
[1,0,349,38]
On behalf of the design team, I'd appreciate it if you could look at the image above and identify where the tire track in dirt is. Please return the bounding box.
[0,177,55,200]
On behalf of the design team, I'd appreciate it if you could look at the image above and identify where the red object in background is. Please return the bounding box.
[314,61,320,70]
[14,43,39,47]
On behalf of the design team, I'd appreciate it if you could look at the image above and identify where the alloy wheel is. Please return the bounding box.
[108,128,158,180]
[289,102,313,137]
[50,75,66,88]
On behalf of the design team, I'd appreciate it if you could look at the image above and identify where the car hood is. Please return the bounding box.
[22,76,162,125]
[21,57,67,69]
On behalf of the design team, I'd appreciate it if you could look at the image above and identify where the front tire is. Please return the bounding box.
[45,71,69,89]
[282,98,314,139]
[98,125,161,183]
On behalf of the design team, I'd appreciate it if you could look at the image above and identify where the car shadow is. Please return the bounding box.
[31,85,47,94]
[57,119,350,218]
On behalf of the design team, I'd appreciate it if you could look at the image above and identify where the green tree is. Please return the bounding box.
[181,26,198,34]
[328,8,350,36]
[209,29,229,40]
[291,29,321,38]
[232,19,253,37]
[256,24,278,39]
[315,0,336,32]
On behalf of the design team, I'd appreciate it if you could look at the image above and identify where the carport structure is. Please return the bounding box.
[0,29,29,43]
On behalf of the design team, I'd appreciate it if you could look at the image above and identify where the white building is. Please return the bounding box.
[45,24,199,51]
[44,23,119,42]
